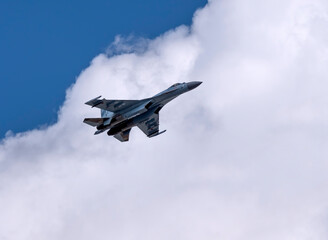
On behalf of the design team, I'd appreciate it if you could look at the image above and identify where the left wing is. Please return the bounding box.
[85,96,140,112]
[137,113,166,138]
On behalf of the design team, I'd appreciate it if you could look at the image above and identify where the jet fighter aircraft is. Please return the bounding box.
[83,81,202,142]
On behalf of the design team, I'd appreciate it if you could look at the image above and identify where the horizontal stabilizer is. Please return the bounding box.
[83,118,107,127]
[114,129,131,142]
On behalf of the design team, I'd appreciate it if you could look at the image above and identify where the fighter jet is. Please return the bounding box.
[83,81,202,142]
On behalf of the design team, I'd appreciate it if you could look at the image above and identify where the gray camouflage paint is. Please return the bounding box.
[83,81,202,142]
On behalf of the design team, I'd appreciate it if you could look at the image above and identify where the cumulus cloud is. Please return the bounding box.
[1,0,328,239]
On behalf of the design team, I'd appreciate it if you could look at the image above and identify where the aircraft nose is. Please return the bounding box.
[187,81,202,90]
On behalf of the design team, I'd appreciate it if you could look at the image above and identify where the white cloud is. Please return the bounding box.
[1,0,328,239]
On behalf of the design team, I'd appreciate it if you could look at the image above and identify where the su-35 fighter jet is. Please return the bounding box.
[83,81,202,142]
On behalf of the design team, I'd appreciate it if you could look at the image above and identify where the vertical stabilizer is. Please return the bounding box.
[101,109,114,118]
[101,109,114,126]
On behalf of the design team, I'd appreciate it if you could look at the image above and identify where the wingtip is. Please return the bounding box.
[148,130,166,138]
[85,95,102,105]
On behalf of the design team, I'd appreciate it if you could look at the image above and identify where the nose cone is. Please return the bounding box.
[187,81,202,90]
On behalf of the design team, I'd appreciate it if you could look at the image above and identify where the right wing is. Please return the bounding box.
[137,113,166,138]
[85,96,140,112]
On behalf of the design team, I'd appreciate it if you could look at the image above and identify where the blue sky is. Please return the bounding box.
[1,1,328,238]
[0,0,206,137]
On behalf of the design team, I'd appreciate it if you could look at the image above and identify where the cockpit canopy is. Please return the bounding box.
[170,83,181,88]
